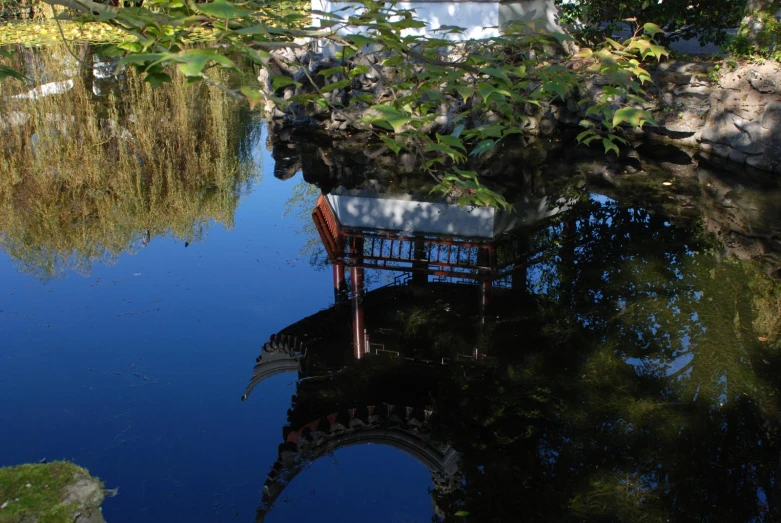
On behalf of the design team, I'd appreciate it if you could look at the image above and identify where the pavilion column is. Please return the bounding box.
[412,237,428,286]
[350,238,366,359]
[511,233,533,307]
[477,246,493,325]
[333,260,348,306]
[479,280,491,326]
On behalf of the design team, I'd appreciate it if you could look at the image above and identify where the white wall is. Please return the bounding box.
[325,192,575,239]
[311,0,562,41]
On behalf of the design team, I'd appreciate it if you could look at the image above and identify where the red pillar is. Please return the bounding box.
[480,280,491,325]
[333,260,347,305]
[477,246,492,325]
[350,238,366,359]
[412,237,428,286]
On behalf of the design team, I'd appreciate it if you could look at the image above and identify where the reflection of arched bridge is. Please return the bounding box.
[242,334,307,401]
[256,405,460,522]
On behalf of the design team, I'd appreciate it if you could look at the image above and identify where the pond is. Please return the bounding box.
[3,44,781,523]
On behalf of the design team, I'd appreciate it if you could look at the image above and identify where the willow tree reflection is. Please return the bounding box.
[0,45,261,279]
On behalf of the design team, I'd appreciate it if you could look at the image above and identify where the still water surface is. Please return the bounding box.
[2,45,781,523]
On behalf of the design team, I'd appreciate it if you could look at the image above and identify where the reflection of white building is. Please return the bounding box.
[311,0,563,41]
[324,187,572,239]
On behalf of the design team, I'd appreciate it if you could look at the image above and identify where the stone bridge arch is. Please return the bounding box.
[256,406,460,522]
[242,334,306,401]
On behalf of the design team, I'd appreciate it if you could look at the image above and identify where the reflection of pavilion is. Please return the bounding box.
[312,188,570,358]
[243,187,571,521]
[244,333,461,522]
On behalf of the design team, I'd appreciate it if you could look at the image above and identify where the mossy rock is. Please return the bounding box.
[0,462,106,523]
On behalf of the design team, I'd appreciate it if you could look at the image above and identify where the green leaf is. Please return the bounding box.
[470,139,495,157]
[196,0,251,19]
[381,56,404,67]
[502,127,524,137]
[451,124,465,138]
[271,75,299,91]
[240,86,265,109]
[144,72,172,87]
[452,168,479,181]
[603,138,620,156]
[476,124,505,138]
[348,34,375,47]
[317,67,346,78]
[643,22,666,37]
[542,80,568,101]
[364,105,410,133]
[602,86,621,97]
[626,94,647,105]
[348,65,371,79]
[480,67,512,85]
[425,142,466,163]
[455,510,471,517]
[650,44,669,60]
[117,41,143,53]
[177,56,209,77]
[366,105,411,133]
[119,53,169,66]
[175,50,236,77]
[180,49,235,68]
[455,86,474,103]
[575,48,594,58]
[612,107,654,128]
[233,25,271,36]
[337,46,358,60]
[350,92,374,105]
[320,79,350,93]
[436,133,466,152]
[380,135,404,154]
[477,83,495,100]
[576,130,596,143]
[584,104,603,117]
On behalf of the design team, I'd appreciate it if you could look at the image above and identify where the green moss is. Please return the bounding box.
[0,461,103,523]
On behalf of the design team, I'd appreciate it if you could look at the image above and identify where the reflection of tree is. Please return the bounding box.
[282,178,328,270]
[0,44,261,279]
[431,198,781,522]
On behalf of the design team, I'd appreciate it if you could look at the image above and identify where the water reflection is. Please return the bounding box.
[0,44,261,279]
[245,172,781,521]
[3,42,781,523]
[246,335,460,521]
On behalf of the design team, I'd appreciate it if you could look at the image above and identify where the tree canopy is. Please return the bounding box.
[557,0,746,45]
[15,0,668,207]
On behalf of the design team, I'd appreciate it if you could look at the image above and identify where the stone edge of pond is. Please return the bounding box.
[0,461,107,523]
